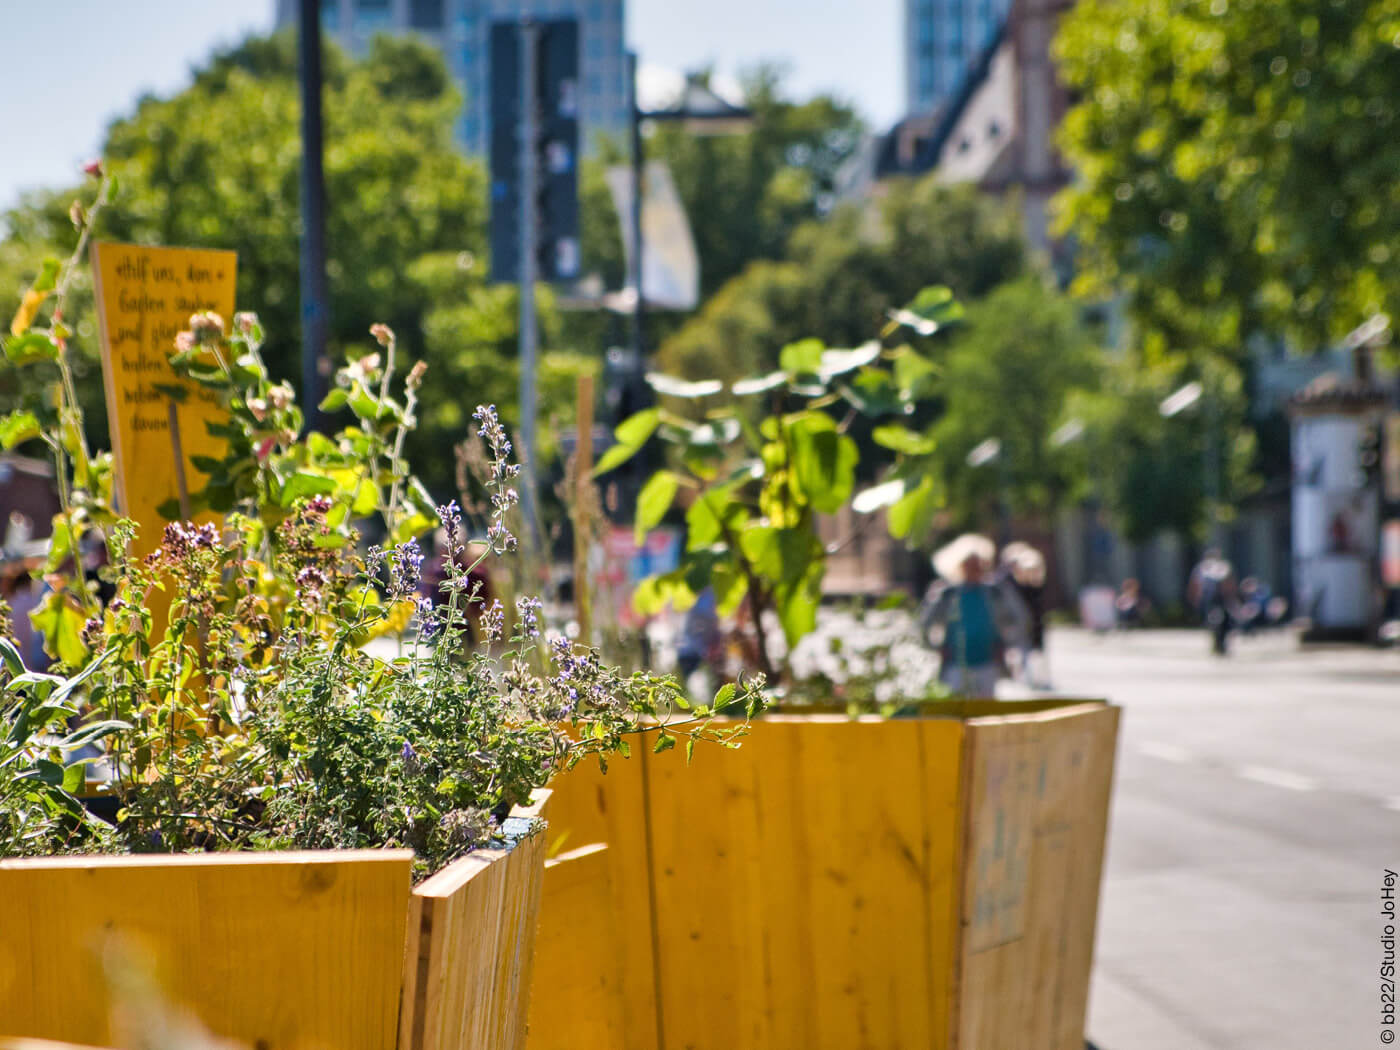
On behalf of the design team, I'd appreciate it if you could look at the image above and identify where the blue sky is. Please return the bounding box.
[0,1,901,213]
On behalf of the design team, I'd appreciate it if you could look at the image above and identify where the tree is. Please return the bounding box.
[655,178,1027,385]
[0,33,578,499]
[650,67,865,301]
[928,277,1100,531]
[1055,0,1400,354]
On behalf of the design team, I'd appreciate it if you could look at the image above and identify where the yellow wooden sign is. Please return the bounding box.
[91,242,237,557]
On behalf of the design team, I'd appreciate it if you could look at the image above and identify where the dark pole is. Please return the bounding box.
[298,0,330,432]
[628,51,645,363]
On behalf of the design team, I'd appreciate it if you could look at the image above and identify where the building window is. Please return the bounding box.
[354,0,391,32]
[409,0,444,29]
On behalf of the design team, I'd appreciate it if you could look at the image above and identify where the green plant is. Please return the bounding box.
[0,193,763,872]
[596,287,962,679]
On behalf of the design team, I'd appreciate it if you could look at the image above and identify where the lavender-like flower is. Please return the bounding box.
[437,500,464,559]
[366,545,386,573]
[389,539,424,598]
[480,599,505,643]
[516,595,543,639]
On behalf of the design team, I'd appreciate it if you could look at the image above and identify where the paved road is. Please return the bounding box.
[1041,628,1400,1050]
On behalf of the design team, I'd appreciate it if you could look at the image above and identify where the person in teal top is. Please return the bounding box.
[919,533,1029,697]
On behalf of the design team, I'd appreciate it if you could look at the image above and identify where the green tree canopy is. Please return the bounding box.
[655,178,1027,385]
[1055,0,1400,354]
[1,33,587,499]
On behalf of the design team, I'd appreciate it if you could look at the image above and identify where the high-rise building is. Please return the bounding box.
[905,0,1012,116]
[274,0,629,156]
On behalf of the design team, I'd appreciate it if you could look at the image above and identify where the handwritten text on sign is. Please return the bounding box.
[92,242,237,557]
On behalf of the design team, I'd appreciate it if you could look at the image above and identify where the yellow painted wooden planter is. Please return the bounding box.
[530,700,1119,1050]
[0,796,549,1050]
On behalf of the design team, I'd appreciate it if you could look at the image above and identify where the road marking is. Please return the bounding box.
[1137,742,1195,764]
[1237,765,1318,792]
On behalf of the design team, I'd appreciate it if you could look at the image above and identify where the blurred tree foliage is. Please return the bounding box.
[930,277,1100,530]
[1055,0,1400,356]
[656,179,1027,385]
[0,33,594,499]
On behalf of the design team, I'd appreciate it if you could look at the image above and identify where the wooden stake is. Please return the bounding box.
[167,400,191,521]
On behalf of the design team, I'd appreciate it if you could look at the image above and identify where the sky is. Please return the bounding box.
[0,0,902,214]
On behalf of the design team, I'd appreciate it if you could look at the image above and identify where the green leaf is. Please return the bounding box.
[686,738,696,762]
[4,333,60,366]
[615,407,662,447]
[787,414,857,512]
[62,761,86,795]
[593,408,662,477]
[60,719,132,751]
[889,474,937,539]
[348,385,379,421]
[779,338,825,376]
[713,682,737,709]
[0,411,41,450]
[732,370,786,396]
[872,424,936,456]
[852,478,907,514]
[29,590,87,667]
[30,258,62,294]
[319,388,350,413]
[31,758,65,787]
[646,373,723,399]
[652,732,676,754]
[819,341,882,380]
[0,637,25,675]
[278,471,337,508]
[635,471,681,543]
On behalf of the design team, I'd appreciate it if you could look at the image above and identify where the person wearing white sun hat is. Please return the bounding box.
[919,533,1029,697]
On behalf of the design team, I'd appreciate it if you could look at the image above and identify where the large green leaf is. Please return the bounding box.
[635,471,681,543]
[779,338,825,376]
[731,370,786,396]
[4,333,60,366]
[0,411,41,450]
[593,408,661,476]
[871,423,936,456]
[889,474,937,539]
[645,373,723,399]
[787,413,857,512]
[819,341,882,380]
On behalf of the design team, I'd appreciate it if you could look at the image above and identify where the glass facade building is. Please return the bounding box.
[905,0,1011,116]
[276,0,630,157]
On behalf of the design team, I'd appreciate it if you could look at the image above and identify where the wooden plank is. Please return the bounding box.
[643,716,965,1050]
[525,844,625,1050]
[920,718,967,1050]
[542,757,659,1050]
[0,850,412,1050]
[953,703,1120,1050]
[400,795,549,1050]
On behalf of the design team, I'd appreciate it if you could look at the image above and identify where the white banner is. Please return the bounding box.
[606,162,700,311]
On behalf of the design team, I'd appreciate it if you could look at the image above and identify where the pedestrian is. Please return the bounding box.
[1187,548,1237,655]
[919,533,1029,697]
[1114,577,1150,628]
[1001,542,1050,689]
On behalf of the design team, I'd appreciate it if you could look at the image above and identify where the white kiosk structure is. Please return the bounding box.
[1288,368,1386,638]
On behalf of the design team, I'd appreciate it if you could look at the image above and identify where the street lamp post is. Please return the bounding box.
[624,62,753,365]
[1159,380,1220,547]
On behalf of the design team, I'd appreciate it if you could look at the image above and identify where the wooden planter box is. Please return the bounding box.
[531,700,1119,1050]
[0,796,548,1050]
